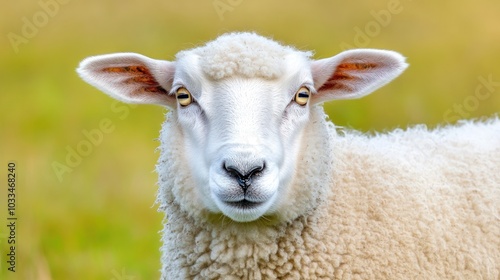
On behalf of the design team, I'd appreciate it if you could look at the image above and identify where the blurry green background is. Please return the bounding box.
[1,0,499,279]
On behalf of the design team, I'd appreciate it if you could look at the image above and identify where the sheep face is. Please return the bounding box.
[170,52,315,222]
[77,32,407,223]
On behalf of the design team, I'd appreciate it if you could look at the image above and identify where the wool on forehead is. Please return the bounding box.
[175,32,313,80]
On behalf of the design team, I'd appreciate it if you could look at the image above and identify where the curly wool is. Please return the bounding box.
[156,108,500,279]
[176,32,312,80]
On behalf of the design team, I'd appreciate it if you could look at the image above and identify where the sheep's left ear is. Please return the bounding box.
[77,53,176,107]
[310,49,408,104]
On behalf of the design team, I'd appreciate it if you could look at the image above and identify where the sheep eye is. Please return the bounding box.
[294,87,310,106]
[175,87,193,107]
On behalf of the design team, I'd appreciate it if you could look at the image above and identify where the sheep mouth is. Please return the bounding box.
[225,200,264,210]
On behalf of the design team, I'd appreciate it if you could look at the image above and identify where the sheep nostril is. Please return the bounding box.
[224,164,243,179]
[248,164,264,175]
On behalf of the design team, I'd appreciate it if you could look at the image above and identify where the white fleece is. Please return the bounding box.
[156,108,500,279]
[76,32,500,280]
[176,32,312,80]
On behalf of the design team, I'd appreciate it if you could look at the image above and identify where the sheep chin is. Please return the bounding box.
[216,192,278,223]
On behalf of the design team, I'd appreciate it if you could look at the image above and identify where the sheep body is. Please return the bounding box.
[157,106,500,279]
[77,32,500,279]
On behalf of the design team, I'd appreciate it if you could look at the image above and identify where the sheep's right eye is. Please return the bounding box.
[176,87,193,107]
[294,86,310,106]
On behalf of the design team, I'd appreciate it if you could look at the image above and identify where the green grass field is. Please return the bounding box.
[1,0,499,279]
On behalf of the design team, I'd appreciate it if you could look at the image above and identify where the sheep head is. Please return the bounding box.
[77,32,407,223]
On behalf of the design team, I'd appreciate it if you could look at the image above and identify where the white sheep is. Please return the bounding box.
[77,32,500,279]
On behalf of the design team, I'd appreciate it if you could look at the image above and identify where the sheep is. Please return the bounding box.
[77,32,500,279]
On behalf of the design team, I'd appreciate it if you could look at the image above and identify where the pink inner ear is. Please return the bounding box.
[318,62,377,92]
[102,66,168,94]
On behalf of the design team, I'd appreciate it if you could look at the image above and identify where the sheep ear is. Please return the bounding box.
[310,49,408,104]
[77,53,176,107]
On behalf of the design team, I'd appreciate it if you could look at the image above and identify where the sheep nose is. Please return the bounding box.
[224,162,265,191]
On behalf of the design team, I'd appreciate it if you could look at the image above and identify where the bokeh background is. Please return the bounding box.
[1,0,499,279]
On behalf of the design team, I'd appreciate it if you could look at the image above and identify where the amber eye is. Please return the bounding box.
[294,87,310,106]
[175,87,193,107]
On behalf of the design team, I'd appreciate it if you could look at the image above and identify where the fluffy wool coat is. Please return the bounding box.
[76,32,499,280]
[157,105,500,279]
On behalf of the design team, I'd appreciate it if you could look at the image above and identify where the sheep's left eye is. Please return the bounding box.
[294,87,310,106]
[176,87,193,107]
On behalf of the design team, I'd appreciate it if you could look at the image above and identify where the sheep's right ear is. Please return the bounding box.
[77,53,176,107]
[310,49,408,104]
